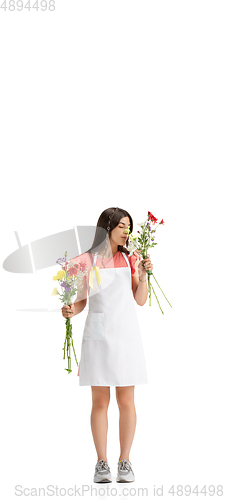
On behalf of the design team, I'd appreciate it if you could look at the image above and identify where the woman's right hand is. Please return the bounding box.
[61,303,76,319]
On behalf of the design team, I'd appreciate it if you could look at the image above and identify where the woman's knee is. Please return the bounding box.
[91,386,110,410]
[116,386,135,410]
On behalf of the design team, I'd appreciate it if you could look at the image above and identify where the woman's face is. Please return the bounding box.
[110,216,131,246]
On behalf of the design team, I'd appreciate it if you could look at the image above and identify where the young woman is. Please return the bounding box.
[62,207,153,483]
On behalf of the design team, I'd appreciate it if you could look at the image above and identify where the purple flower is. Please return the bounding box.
[61,281,71,292]
[56,257,66,265]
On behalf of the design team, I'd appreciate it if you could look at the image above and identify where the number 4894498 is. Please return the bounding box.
[0,0,55,11]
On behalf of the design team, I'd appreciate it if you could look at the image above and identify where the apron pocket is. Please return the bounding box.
[83,312,105,340]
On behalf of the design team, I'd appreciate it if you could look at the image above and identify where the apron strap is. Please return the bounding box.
[122,252,132,288]
[93,252,98,267]
[89,252,101,290]
[122,252,130,268]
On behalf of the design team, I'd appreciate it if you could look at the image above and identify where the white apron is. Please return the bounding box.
[78,251,148,386]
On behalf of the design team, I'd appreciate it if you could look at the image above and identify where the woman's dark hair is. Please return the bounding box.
[86,207,133,267]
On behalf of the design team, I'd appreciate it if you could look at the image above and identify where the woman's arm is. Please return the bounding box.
[132,253,153,306]
[73,297,87,314]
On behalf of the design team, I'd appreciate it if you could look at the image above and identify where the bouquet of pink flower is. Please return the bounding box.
[51,251,89,373]
[125,211,172,314]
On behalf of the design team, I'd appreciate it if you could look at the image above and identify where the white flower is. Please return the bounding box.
[137,221,145,227]
[127,240,137,254]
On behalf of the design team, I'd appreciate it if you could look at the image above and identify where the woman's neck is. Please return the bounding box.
[99,245,118,258]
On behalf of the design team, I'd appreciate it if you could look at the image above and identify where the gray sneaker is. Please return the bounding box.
[93,459,112,483]
[116,459,135,482]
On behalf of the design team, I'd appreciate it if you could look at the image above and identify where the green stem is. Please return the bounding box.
[148,273,151,306]
[62,334,66,359]
[62,316,79,373]
[152,273,173,308]
[150,281,164,315]
[71,335,79,366]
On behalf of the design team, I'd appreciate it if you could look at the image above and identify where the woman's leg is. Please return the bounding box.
[91,386,110,462]
[115,386,136,461]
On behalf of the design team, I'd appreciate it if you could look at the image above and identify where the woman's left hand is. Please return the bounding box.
[137,253,153,278]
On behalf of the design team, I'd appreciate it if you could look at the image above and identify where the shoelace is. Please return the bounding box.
[96,459,110,472]
[118,459,132,471]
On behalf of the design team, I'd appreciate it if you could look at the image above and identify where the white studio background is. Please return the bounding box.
[0,1,224,498]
